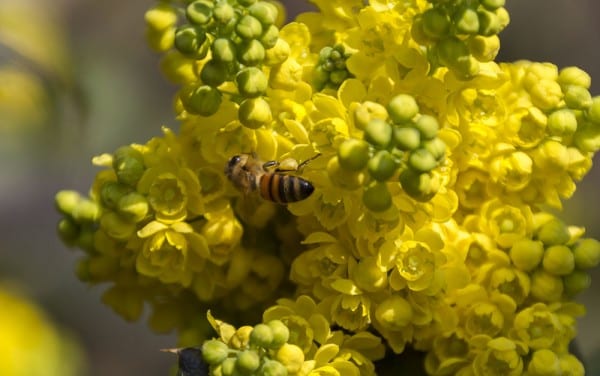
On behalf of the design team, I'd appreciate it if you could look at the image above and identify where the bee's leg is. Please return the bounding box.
[262,160,280,171]
[297,153,322,171]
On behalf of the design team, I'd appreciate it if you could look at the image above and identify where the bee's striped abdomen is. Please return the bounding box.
[259,173,315,204]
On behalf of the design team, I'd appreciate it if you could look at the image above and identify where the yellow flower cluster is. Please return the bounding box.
[0,284,86,376]
[55,0,600,374]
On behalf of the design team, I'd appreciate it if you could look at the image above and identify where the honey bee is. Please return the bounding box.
[225,153,319,204]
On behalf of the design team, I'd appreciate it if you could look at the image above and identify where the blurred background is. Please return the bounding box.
[0,0,598,374]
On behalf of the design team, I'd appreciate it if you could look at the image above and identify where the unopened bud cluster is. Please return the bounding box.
[413,0,508,79]
[331,94,446,211]
[146,0,286,127]
[202,319,300,376]
[313,44,353,91]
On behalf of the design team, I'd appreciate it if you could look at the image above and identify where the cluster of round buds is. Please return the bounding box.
[331,94,446,211]
[202,319,301,376]
[146,0,285,127]
[509,214,600,301]
[55,190,101,251]
[313,44,353,91]
[412,0,509,79]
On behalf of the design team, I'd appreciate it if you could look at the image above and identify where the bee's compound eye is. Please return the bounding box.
[228,155,241,169]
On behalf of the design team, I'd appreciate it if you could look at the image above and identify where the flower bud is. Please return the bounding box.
[186,1,213,25]
[174,25,208,58]
[468,35,500,62]
[327,156,366,189]
[527,349,560,376]
[510,239,544,271]
[572,238,600,269]
[408,148,437,172]
[238,97,272,129]
[117,192,149,222]
[363,182,392,212]
[275,344,304,374]
[353,101,388,130]
[249,323,274,348]
[260,24,280,49]
[337,138,370,171]
[183,84,222,116]
[238,0,258,6]
[547,109,577,136]
[365,119,392,148]
[536,218,570,246]
[264,38,290,66]
[235,67,267,97]
[563,85,592,110]
[100,212,136,241]
[113,146,145,187]
[542,245,575,276]
[530,270,563,302]
[57,217,79,245]
[238,39,266,66]
[387,94,419,124]
[422,138,446,161]
[145,4,177,31]
[558,66,591,89]
[249,2,278,26]
[455,8,479,34]
[259,360,288,376]
[375,295,413,330]
[478,9,502,36]
[587,96,600,124]
[202,339,229,365]
[213,2,234,23]
[400,169,439,202]
[422,8,450,38]
[230,325,253,349]
[236,15,263,40]
[393,126,421,151]
[481,0,505,10]
[414,114,439,140]
[212,38,237,63]
[368,150,397,181]
[200,60,229,87]
[329,69,349,85]
[354,257,388,292]
[55,190,81,215]
[237,350,260,372]
[100,181,131,209]
[267,320,290,349]
[72,199,102,223]
[436,37,469,68]
[452,54,480,80]
[563,270,591,296]
[221,357,236,375]
[574,122,600,152]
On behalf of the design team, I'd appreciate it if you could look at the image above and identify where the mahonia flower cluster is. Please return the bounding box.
[55,0,600,374]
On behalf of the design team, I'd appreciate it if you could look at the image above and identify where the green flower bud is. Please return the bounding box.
[387,94,419,124]
[72,199,101,223]
[478,9,502,36]
[238,39,266,66]
[558,66,591,89]
[239,97,272,129]
[186,1,213,25]
[264,38,290,66]
[237,350,260,372]
[260,24,280,49]
[212,38,237,63]
[145,4,177,31]
[146,26,175,52]
[249,323,274,348]
[238,0,258,6]
[221,357,236,375]
[455,8,480,34]
[113,146,146,187]
[235,67,267,97]
[536,218,570,246]
[574,122,600,152]
[57,217,80,245]
[468,35,500,62]
[542,245,575,276]
[528,349,560,376]
[422,138,446,161]
[573,238,600,269]
[236,15,263,40]
[363,182,392,212]
[510,239,544,271]
[368,150,397,181]
[202,339,229,365]
[393,126,421,151]
[327,156,366,190]
[481,0,505,10]
[354,101,388,130]
[436,37,469,68]
[400,169,439,202]
[452,54,480,80]
[563,270,591,296]
[249,2,277,26]
[365,119,393,148]
[259,360,288,376]
[174,25,208,58]
[586,96,600,124]
[375,295,413,330]
[530,270,563,302]
[55,190,81,215]
[408,148,437,172]
[563,85,592,110]
[313,65,329,90]
[422,8,450,38]
[183,84,222,116]
[100,181,131,209]
[413,114,439,140]
[338,138,370,171]
[100,212,136,240]
[547,109,577,136]
[267,320,290,349]
[213,2,235,23]
[329,69,349,85]
[117,192,149,222]
[201,59,230,87]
